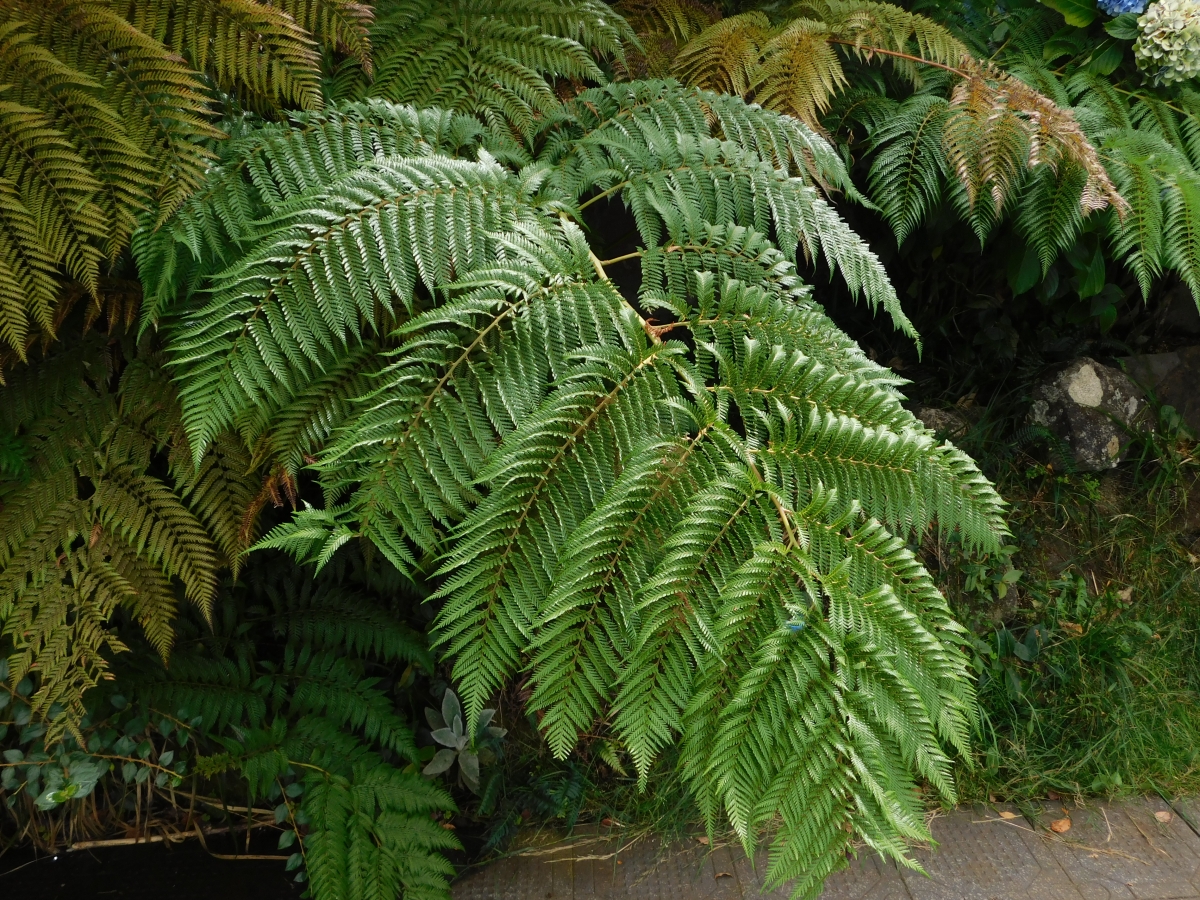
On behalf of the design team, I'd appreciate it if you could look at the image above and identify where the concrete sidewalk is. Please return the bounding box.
[453,797,1200,899]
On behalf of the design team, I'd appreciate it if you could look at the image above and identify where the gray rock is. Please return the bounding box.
[1121,344,1200,436]
[1029,358,1147,471]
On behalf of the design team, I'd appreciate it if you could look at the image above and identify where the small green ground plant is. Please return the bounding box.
[934,413,1200,803]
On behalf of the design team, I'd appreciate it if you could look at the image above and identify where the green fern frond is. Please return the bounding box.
[256,570,433,669]
[866,94,949,244]
[302,763,458,900]
[265,647,418,759]
[1100,129,1170,296]
[615,0,721,79]
[328,0,634,138]
[150,90,1007,894]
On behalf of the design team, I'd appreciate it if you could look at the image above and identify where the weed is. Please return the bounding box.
[943,435,1200,802]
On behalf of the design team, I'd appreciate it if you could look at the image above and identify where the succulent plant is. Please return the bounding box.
[422,689,505,793]
[1135,0,1200,83]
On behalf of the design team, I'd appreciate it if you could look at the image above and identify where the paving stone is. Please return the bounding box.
[899,805,1084,900]
[1171,797,1200,840]
[450,800,1200,900]
[819,850,911,900]
[1033,798,1200,900]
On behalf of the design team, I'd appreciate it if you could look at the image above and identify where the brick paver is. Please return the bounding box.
[453,798,1200,899]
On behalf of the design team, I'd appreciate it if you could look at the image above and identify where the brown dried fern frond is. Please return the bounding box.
[755,18,846,125]
[662,2,1126,223]
[945,58,1129,230]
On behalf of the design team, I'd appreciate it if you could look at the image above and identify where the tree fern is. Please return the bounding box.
[146,86,1007,897]
[640,0,1125,249]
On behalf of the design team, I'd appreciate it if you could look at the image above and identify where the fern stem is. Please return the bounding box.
[578,183,629,211]
[277,776,308,873]
[597,251,643,266]
[748,456,801,548]
[574,215,662,345]
[827,40,967,78]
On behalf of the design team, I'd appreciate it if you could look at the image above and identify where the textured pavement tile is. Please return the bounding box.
[452,801,1200,899]
[817,850,912,900]
[1034,798,1200,900]
[898,804,1085,900]
[1171,797,1200,840]
[454,853,561,900]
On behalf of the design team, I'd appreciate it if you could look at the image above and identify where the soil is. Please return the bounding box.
[0,831,300,899]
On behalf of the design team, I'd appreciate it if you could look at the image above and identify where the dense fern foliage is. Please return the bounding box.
[627,0,1200,322]
[1,549,457,900]
[138,84,1007,896]
[327,0,634,137]
[0,0,372,358]
[0,333,260,741]
[949,3,1200,305]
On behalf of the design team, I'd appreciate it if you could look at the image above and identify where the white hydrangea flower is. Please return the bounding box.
[1135,0,1200,83]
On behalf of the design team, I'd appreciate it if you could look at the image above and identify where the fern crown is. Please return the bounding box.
[139,83,1007,897]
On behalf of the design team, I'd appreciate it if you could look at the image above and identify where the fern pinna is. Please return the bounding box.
[138,81,1006,897]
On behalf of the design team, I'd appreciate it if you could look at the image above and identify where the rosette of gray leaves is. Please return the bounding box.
[422,689,506,793]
